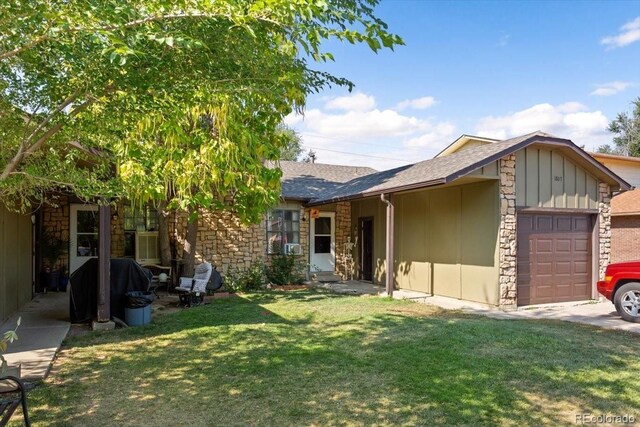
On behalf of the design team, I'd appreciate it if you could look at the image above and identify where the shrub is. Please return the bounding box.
[266,253,306,285]
[225,260,267,292]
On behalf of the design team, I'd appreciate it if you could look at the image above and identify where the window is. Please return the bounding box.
[266,209,300,254]
[124,205,159,259]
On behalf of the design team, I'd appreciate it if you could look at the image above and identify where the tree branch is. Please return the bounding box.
[0,96,95,181]
[0,11,283,61]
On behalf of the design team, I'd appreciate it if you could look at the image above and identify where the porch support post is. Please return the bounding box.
[381,193,394,296]
[96,202,111,323]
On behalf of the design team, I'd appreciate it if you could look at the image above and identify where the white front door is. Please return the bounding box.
[310,212,335,272]
[70,204,99,274]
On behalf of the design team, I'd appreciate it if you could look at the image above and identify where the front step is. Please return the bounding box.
[314,272,342,283]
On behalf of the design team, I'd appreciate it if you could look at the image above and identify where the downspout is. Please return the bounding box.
[380,193,394,297]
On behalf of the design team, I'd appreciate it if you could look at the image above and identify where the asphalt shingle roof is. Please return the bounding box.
[612,189,640,216]
[309,131,552,204]
[277,161,376,200]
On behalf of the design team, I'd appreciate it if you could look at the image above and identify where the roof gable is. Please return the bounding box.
[308,132,631,205]
[435,134,499,158]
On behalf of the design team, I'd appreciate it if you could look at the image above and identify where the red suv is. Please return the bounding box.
[598,261,640,323]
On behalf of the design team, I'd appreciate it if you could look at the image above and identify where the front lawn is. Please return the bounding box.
[17,291,640,426]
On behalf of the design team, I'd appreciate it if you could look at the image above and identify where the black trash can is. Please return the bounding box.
[124,291,154,326]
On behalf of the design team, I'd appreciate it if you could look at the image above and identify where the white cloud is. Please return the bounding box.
[324,92,376,111]
[404,123,456,147]
[300,108,432,139]
[285,92,455,170]
[396,96,437,111]
[497,34,511,47]
[475,102,609,148]
[601,16,640,49]
[590,81,633,96]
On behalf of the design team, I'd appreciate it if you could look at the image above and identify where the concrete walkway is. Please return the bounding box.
[1,292,70,381]
[319,281,640,334]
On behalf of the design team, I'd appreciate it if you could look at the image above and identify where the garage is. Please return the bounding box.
[517,213,594,306]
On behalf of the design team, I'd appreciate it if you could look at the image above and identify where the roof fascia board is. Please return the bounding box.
[307,134,631,206]
[446,136,632,191]
[306,178,448,206]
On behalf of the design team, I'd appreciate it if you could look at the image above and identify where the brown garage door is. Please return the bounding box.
[517,213,593,306]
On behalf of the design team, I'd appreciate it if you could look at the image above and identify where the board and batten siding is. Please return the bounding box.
[351,181,501,306]
[515,147,598,209]
[0,206,33,322]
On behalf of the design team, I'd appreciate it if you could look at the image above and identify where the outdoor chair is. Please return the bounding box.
[0,375,30,426]
[141,264,172,298]
[175,262,212,307]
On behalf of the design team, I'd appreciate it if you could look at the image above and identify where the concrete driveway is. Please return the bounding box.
[397,291,640,334]
[320,281,640,334]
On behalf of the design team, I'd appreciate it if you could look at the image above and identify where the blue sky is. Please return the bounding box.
[285,1,640,170]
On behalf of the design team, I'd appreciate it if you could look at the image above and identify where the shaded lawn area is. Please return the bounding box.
[14,290,640,426]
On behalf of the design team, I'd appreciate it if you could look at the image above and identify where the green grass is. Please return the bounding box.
[14,290,640,426]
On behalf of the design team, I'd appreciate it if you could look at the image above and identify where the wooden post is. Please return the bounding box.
[381,194,394,296]
[96,203,111,322]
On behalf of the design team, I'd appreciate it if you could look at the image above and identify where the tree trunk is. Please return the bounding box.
[158,201,172,267]
[182,207,198,277]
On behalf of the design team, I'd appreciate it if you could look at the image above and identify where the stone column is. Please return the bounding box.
[499,154,517,309]
[334,202,352,279]
[598,183,612,280]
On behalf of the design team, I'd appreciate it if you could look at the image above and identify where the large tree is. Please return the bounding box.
[277,124,304,161]
[597,97,640,156]
[0,1,402,270]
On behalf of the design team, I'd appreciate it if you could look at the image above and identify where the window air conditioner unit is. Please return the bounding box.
[135,231,161,264]
[284,243,302,255]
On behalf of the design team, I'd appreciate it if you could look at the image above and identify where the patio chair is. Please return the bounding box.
[175,262,212,307]
[0,375,30,426]
[141,264,172,298]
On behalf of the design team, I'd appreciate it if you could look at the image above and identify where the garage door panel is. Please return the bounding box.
[536,239,553,253]
[574,238,589,252]
[536,216,553,231]
[574,261,588,274]
[555,261,571,275]
[555,239,571,252]
[556,216,572,231]
[573,217,590,231]
[517,213,593,306]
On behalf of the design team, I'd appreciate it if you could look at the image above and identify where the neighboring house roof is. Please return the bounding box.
[590,152,640,189]
[590,152,640,164]
[611,188,640,216]
[308,131,631,206]
[276,161,376,201]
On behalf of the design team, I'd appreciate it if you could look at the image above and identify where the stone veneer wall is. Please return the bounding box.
[174,202,316,276]
[40,195,70,270]
[498,154,517,309]
[174,209,266,273]
[41,197,351,278]
[598,183,612,280]
[333,202,353,279]
[40,197,126,271]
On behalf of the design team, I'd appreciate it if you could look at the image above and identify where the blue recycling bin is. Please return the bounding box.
[124,291,154,326]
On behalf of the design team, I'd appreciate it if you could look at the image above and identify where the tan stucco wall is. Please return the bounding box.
[351,181,501,305]
[515,146,598,209]
[0,206,33,322]
[350,197,387,283]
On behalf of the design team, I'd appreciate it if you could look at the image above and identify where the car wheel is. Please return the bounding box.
[614,282,640,323]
